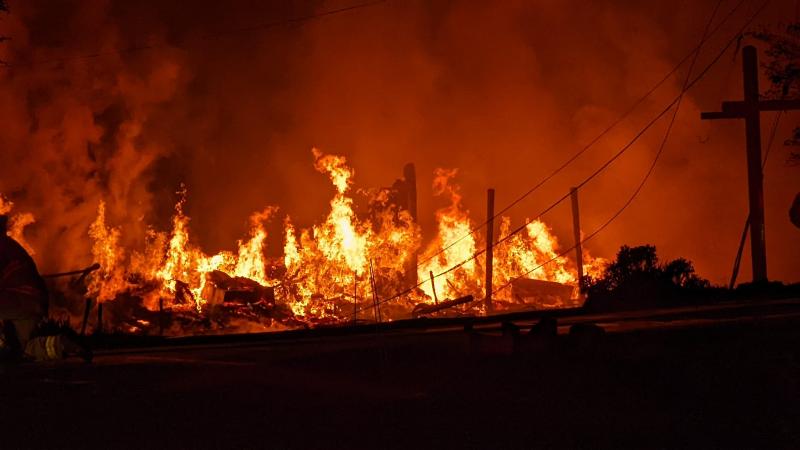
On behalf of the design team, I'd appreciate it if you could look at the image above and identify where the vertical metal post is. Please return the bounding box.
[742,46,767,282]
[485,189,495,313]
[570,187,585,293]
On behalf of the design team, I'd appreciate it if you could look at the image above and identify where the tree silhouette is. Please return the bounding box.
[749,22,800,164]
[585,245,710,312]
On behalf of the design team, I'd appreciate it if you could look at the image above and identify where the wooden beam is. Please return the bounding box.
[719,99,800,115]
[741,45,767,282]
[485,189,495,313]
[570,187,585,293]
[412,295,475,318]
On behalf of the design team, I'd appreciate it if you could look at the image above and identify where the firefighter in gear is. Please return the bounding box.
[0,214,90,362]
[0,214,48,358]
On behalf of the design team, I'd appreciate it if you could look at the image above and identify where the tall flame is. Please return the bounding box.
[418,168,480,301]
[156,186,196,294]
[233,207,278,286]
[88,201,126,302]
[77,150,605,331]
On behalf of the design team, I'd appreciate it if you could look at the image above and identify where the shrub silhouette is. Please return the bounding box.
[584,245,710,312]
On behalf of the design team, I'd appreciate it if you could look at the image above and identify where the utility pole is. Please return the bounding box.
[570,187,585,293]
[403,163,418,287]
[485,188,495,313]
[700,45,800,282]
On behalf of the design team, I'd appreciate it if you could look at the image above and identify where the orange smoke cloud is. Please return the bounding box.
[0,0,797,288]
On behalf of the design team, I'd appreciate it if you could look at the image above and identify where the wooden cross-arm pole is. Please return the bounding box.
[702,99,800,118]
[701,45,800,283]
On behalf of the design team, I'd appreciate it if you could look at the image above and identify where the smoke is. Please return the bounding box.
[0,0,797,283]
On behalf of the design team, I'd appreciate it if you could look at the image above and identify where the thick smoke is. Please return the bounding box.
[0,0,797,283]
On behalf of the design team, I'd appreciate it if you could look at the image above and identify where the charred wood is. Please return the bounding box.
[412,295,475,318]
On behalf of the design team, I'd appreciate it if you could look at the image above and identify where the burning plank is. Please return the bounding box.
[510,278,578,309]
[201,270,275,306]
[412,295,475,318]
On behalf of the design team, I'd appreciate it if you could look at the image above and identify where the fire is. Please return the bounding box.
[311,148,370,277]
[416,171,587,308]
[88,201,126,302]
[233,207,278,286]
[494,218,576,286]
[142,187,281,312]
[0,194,37,255]
[418,168,480,301]
[69,148,606,333]
[156,186,196,295]
[0,196,11,215]
[276,149,421,319]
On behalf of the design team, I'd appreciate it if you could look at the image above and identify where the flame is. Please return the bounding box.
[0,194,37,255]
[277,149,374,317]
[234,207,279,286]
[0,196,12,215]
[156,186,197,293]
[493,217,576,288]
[418,168,480,301]
[581,246,608,282]
[88,201,126,301]
[80,150,605,332]
[312,147,352,194]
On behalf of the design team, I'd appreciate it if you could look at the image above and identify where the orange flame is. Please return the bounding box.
[1,194,37,255]
[88,201,126,302]
[418,168,480,301]
[82,150,605,330]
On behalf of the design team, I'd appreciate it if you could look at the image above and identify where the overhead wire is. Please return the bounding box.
[415,0,751,269]
[467,0,757,266]
[489,0,726,297]
[345,0,770,320]
[0,0,388,68]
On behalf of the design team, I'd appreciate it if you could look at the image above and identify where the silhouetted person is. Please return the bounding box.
[0,215,91,361]
[0,214,48,357]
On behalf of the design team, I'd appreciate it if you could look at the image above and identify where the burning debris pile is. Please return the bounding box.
[5,150,605,335]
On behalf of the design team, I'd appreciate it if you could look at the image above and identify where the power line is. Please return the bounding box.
[345,0,769,320]
[761,111,785,167]
[487,0,726,298]
[0,0,387,68]
[484,0,758,263]
[416,0,750,269]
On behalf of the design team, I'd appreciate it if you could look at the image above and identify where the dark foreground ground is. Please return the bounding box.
[1,299,799,449]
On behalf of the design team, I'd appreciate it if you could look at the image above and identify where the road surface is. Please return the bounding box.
[1,298,798,449]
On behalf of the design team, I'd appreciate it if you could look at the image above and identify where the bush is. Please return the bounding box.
[584,245,711,312]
